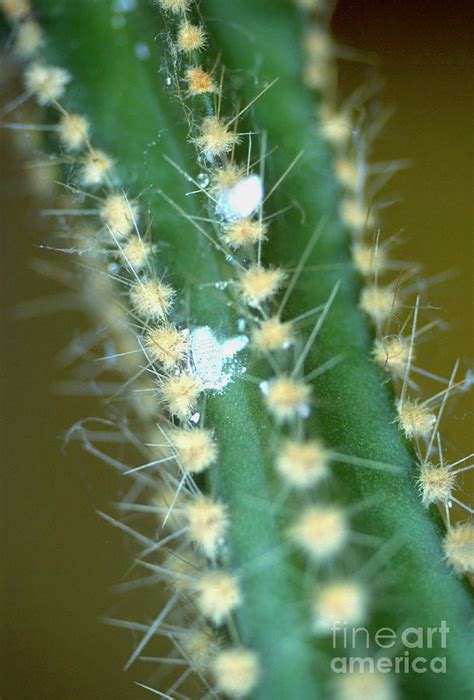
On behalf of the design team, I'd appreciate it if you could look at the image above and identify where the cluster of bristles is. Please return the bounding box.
[149,3,379,697]
[299,1,473,581]
[2,1,472,699]
[1,2,383,697]
[0,3,293,697]
[1,2,248,696]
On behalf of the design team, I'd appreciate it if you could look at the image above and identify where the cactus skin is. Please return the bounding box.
[5,0,473,698]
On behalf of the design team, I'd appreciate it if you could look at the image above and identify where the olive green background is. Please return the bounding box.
[1,1,472,698]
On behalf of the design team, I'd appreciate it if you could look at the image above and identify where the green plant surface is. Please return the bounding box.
[5,0,473,698]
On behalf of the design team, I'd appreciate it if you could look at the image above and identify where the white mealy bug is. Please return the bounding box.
[187,325,248,391]
[216,173,264,222]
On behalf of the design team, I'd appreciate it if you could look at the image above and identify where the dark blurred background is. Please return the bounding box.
[1,1,472,698]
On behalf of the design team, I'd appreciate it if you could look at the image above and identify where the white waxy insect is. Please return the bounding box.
[216,174,264,222]
[188,326,248,391]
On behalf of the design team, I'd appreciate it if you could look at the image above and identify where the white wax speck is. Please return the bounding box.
[189,326,248,391]
[216,175,263,222]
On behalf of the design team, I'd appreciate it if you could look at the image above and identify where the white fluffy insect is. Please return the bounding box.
[216,174,264,222]
[188,326,248,391]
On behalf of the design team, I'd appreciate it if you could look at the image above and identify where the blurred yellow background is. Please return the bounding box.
[1,1,472,697]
